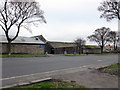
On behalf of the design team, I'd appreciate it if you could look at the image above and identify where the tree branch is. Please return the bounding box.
[0,23,6,32]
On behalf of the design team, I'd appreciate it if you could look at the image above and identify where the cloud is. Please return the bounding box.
[0,0,117,45]
[27,21,117,43]
[37,0,103,11]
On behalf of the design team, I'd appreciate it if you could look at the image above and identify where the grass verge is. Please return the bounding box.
[3,79,88,89]
[0,54,48,58]
[64,54,86,56]
[95,53,120,55]
[23,82,86,89]
[98,63,120,76]
[7,80,87,89]
[64,53,120,56]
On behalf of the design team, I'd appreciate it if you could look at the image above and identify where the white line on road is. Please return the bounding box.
[1,65,91,81]
[97,60,102,62]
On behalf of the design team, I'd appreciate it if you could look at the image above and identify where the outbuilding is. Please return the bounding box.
[83,45,101,54]
[45,41,76,54]
[0,35,45,54]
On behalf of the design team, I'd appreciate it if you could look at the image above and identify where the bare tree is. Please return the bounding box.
[88,27,111,53]
[0,0,46,55]
[74,38,86,54]
[108,31,120,51]
[98,0,120,21]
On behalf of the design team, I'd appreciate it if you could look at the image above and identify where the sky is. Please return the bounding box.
[0,0,118,45]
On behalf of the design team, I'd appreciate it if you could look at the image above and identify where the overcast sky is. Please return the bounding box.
[1,0,118,45]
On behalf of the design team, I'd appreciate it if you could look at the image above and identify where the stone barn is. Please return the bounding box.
[0,35,45,55]
[45,41,76,54]
[83,45,101,54]
[45,42,101,54]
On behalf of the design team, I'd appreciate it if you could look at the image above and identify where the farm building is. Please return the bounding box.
[83,45,101,54]
[0,35,102,55]
[0,35,45,54]
[32,35,47,43]
[45,41,77,54]
[45,41,101,54]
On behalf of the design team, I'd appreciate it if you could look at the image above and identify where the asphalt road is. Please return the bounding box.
[2,55,118,79]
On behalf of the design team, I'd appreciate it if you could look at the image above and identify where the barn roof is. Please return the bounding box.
[47,42,100,49]
[32,35,47,43]
[48,41,76,48]
[0,35,45,44]
[84,45,100,49]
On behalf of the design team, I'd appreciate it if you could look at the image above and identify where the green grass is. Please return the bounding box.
[0,54,48,58]
[99,63,120,76]
[21,82,87,89]
[64,54,86,56]
[95,53,120,55]
[104,64,120,74]
[25,82,56,88]
[64,53,120,56]
[4,81,87,89]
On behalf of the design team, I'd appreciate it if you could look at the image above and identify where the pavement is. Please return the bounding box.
[2,63,119,88]
[52,68,119,88]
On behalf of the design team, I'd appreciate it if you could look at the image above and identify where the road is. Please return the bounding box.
[2,55,118,78]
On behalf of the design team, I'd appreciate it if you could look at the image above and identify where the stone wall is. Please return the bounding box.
[1,43,45,55]
[83,48,101,54]
[50,47,75,54]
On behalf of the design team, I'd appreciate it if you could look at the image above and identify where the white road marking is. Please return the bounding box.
[0,65,91,81]
[97,60,102,62]
[82,66,87,67]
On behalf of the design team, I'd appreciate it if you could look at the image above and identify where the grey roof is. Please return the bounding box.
[48,41,100,49]
[48,41,76,48]
[0,35,45,44]
[84,45,100,49]
[32,35,47,43]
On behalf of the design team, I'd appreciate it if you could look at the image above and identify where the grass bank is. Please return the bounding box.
[64,53,120,56]
[98,63,120,76]
[3,79,87,89]
[11,80,87,89]
[64,54,86,56]
[0,54,48,58]
[23,82,85,89]
[95,53,120,55]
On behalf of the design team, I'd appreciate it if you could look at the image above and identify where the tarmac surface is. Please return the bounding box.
[2,55,118,78]
[1,55,119,88]
[52,68,119,88]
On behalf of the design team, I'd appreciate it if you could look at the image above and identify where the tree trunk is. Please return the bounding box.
[101,46,103,54]
[8,40,12,55]
[81,47,83,54]
[79,47,80,55]
[116,45,117,52]
[114,41,116,51]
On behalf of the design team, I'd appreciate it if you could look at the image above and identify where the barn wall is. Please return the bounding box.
[54,48,64,54]
[83,48,101,54]
[45,42,53,54]
[1,43,45,55]
[53,47,75,54]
